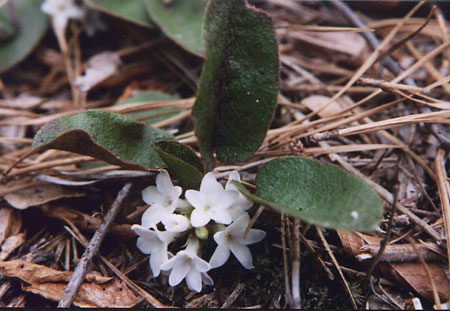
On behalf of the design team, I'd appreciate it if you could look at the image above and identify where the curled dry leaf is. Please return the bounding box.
[381,262,450,302]
[338,231,449,301]
[301,95,345,118]
[0,207,22,244]
[74,51,122,92]
[4,184,85,210]
[0,259,139,307]
[0,259,111,284]
[23,278,139,308]
[0,233,25,261]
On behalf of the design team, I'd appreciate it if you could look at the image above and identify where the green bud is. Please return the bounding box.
[195,226,208,240]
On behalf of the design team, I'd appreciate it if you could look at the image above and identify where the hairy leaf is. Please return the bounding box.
[153,141,203,189]
[85,0,155,28]
[32,110,173,170]
[193,0,279,169]
[234,156,382,232]
[0,0,48,72]
[145,0,205,57]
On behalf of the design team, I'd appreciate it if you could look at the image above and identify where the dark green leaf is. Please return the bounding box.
[153,141,203,189]
[114,90,178,124]
[0,0,49,73]
[145,0,205,57]
[234,156,382,232]
[85,0,155,28]
[32,110,174,170]
[192,0,279,169]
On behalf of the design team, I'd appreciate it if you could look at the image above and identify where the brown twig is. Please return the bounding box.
[58,182,132,308]
[363,184,399,284]
[435,148,450,276]
[315,226,357,309]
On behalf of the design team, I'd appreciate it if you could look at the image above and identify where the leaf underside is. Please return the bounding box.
[153,141,204,189]
[193,0,279,169]
[32,110,174,170]
[234,156,383,232]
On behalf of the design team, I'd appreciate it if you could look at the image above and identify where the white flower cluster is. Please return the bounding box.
[131,170,266,292]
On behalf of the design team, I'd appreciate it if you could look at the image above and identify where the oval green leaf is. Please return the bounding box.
[85,0,155,28]
[145,0,205,57]
[32,110,174,170]
[236,156,382,232]
[0,0,49,73]
[192,0,279,169]
[153,141,203,189]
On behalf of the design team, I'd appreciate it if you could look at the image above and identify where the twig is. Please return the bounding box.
[435,148,450,276]
[407,237,442,308]
[363,184,399,284]
[315,226,357,309]
[64,224,167,308]
[290,218,301,309]
[220,283,246,308]
[376,6,435,63]
[58,183,132,307]
[357,77,429,94]
[281,213,293,305]
[332,1,450,147]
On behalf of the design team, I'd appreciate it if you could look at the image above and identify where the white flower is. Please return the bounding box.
[162,214,190,232]
[209,213,266,269]
[160,239,212,292]
[141,170,183,229]
[185,172,238,227]
[131,224,176,277]
[225,171,253,220]
[41,0,85,31]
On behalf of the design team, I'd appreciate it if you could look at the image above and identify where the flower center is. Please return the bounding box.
[203,204,211,212]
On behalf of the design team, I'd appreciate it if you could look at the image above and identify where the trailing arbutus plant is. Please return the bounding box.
[32,0,382,293]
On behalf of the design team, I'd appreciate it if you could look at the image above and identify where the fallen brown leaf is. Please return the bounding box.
[301,95,345,118]
[23,278,139,308]
[381,262,450,302]
[0,259,139,307]
[0,207,22,244]
[0,259,111,284]
[0,233,25,261]
[4,184,84,210]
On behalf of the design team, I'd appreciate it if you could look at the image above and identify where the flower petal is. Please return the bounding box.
[156,170,173,194]
[185,190,205,209]
[163,214,190,232]
[141,205,167,229]
[225,171,241,190]
[200,172,223,194]
[210,205,232,225]
[209,244,231,269]
[167,255,190,286]
[149,250,167,277]
[136,237,153,254]
[213,190,239,211]
[228,213,250,236]
[190,208,211,227]
[192,257,210,273]
[186,270,202,292]
[240,229,266,245]
[141,186,165,206]
[230,243,253,269]
[202,272,214,286]
[131,224,158,241]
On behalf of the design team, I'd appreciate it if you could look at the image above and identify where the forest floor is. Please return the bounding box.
[0,0,449,309]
